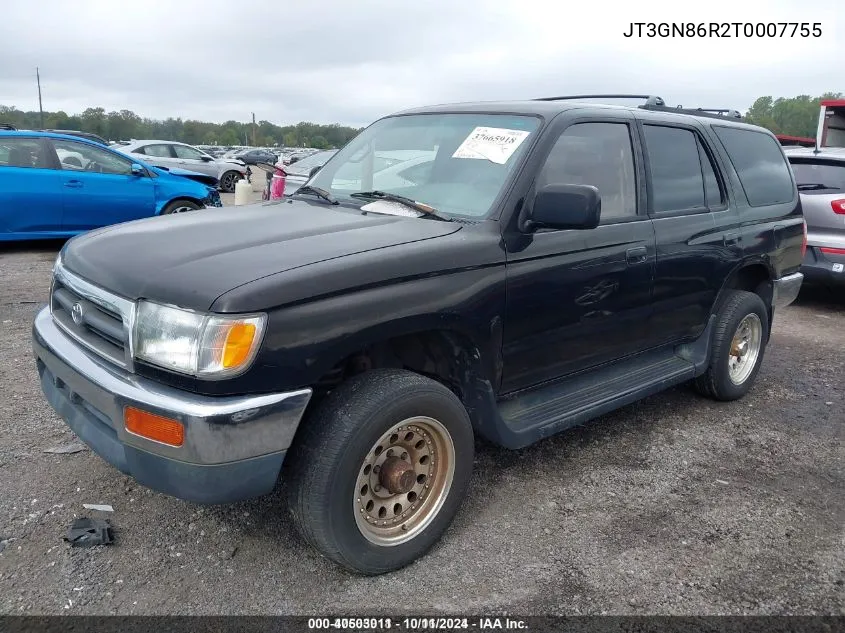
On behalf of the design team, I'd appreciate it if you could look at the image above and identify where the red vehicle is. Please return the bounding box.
[776,134,815,148]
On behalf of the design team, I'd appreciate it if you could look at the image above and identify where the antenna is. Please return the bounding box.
[36,67,44,129]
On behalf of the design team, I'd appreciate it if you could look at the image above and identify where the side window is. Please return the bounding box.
[132,146,146,155]
[538,122,637,220]
[698,139,725,207]
[141,144,172,158]
[713,126,794,207]
[643,125,706,213]
[173,144,204,160]
[0,138,47,169]
[52,140,133,175]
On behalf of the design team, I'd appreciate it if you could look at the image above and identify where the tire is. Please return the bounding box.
[285,369,474,575]
[161,199,201,215]
[694,290,769,401]
[220,170,240,193]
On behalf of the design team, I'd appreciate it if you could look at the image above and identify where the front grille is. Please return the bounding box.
[50,263,135,371]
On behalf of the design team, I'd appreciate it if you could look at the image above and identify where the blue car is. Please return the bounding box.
[0,131,222,241]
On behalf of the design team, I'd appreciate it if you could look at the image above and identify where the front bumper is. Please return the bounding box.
[33,307,312,504]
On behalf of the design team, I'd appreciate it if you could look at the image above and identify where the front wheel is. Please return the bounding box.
[694,289,769,401]
[285,369,474,575]
[161,199,201,215]
[219,170,241,193]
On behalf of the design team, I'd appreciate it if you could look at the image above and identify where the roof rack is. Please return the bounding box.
[639,104,743,120]
[533,94,666,107]
[0,122,17,130]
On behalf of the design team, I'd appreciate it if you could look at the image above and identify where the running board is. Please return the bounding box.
[494,349,696,449]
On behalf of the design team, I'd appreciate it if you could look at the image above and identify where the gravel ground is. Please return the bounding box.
[0,240,842,616]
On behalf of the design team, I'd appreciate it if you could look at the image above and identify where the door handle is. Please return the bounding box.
[626,246,648,265]
[724,231,741,246]
[63,180,83,188]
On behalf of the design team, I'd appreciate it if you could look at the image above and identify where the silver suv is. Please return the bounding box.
[117,140,247,192]
[786,148,845,289]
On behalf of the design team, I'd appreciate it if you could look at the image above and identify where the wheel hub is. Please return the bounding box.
[380,456,416,494]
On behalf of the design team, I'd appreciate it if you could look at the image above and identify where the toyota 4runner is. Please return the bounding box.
[33,94,805,575]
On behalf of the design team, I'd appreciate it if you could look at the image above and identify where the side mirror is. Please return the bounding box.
[130,163,145,177]
[309,165,322,179]
[201,155,213,162]
[526,184,601,231]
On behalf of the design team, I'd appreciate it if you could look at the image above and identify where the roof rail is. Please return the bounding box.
[640,104,743,120]
[0,122,17,130]
[533,94,666,107]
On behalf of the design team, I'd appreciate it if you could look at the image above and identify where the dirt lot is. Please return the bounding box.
[0,239,842,616]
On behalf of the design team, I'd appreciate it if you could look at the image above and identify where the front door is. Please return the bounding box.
[172,144,217,177]
[501,117,656,394]
[50,138,156,232]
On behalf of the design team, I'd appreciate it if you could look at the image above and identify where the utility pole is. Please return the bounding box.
[251,112,256,146]
[36,67,44,129]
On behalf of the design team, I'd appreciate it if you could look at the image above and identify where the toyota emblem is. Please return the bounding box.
[71,302,85,325]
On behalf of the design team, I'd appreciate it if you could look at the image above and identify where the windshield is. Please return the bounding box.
[309,113,541,219]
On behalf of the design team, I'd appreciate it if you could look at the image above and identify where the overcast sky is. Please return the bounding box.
[0,0,840,127]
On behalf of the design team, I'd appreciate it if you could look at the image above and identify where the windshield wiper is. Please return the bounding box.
[797,183,840,191]
[293,185,338,204]
[350,191,452,222]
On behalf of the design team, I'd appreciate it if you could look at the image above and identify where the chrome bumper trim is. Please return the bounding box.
[772,272,804,308]
[33,307,312,465]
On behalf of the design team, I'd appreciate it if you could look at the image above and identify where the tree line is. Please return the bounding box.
[1,93,842,148]
[0,105,362,149]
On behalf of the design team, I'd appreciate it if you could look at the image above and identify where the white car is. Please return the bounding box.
[116,140,248,192]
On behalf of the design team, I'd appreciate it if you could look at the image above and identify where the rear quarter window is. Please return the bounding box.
[713,126,795,207]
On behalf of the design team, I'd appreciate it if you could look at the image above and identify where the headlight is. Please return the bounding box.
[133,301,266,377]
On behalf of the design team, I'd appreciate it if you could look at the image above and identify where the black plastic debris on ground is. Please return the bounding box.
[64,517,114,547]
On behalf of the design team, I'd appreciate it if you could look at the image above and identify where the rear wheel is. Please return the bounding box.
[285,369,474,575]
[161,199,201,215]
[694,290,769,401]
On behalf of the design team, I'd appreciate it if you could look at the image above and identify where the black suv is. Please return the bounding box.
[33,95,805,575]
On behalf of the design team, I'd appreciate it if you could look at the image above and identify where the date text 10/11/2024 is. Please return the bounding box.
[623,22,822,38]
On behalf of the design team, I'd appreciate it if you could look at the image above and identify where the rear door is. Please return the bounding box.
[50,138,156,231]
[131,143,179,171]
[0,136,64,236]
[637,117,742,346]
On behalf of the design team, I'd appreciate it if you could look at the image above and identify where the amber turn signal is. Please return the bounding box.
[124,406,185,447]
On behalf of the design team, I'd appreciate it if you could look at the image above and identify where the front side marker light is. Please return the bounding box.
[124,406,185,447]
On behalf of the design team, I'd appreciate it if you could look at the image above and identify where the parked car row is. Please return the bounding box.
[0,130,221,241]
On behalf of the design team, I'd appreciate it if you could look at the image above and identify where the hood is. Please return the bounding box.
[61,200,462,311]
[153,166,219,187]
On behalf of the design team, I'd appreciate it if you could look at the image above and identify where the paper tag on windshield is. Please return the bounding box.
[452,127,530,164]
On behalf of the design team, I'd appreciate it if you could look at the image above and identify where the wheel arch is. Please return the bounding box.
[714,259,775,335]
[156,196,204,215]
[298,321,499,436]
